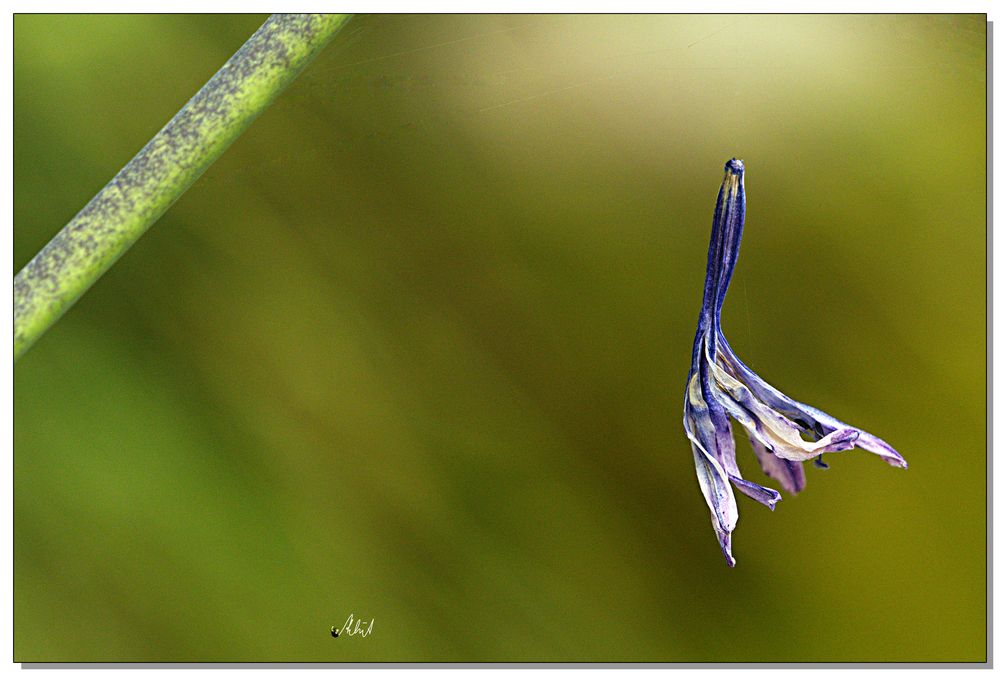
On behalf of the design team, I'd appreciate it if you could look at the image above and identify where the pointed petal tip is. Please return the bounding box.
[716,527,736,567]
[877,444,907,468]
[767,493,782,511]
[854,431,906,469]
[883,447,908,469]
[730,476,782,510]
[760,488,782,511]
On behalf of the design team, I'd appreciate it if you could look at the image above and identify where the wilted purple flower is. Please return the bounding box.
[683,158,906,567]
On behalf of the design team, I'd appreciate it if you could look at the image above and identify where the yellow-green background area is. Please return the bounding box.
[14,14,986,663]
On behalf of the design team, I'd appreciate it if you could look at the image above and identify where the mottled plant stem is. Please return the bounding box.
[13,13,352,361]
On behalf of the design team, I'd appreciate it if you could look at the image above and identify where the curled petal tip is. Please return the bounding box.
[714,524,736,567]
[821,428,860,454]
[855,432,908,469]
[730,476,782,511]
[761,486,783,510]
[882,447,908,469]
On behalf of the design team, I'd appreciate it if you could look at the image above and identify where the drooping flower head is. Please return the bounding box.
[683,158,906,567]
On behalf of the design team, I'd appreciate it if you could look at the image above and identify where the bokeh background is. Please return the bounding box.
[14,14,986,662]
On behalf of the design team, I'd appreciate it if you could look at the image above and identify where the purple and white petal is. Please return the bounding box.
[794,402,908,469]
[717,336,906,467]
[749,437,807,494]
[705,347,860,461]
[688,437,739,535]
[729,476,782,510]
[686,380,742,555]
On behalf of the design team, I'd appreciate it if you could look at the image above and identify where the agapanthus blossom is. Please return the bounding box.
[683,158,906,567]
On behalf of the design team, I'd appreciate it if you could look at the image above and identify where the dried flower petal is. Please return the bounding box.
[683,158,906,566]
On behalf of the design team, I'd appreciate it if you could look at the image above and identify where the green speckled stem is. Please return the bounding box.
[14,13,352,361]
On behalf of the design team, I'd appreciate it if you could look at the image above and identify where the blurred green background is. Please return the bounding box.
[14,14,986,662]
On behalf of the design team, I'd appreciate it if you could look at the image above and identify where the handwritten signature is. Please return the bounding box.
[331,614,374,638]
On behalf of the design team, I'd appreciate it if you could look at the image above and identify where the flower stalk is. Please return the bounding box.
[14,14,352,361]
